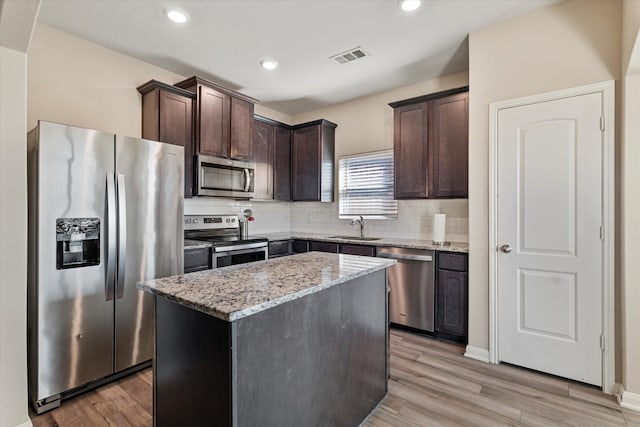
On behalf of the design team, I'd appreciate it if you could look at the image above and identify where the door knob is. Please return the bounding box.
[500,244,512,253]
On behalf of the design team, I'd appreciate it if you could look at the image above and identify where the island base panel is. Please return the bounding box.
[235,270,388,426]
[154,269,388,427]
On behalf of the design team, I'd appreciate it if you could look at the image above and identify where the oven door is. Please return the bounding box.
[212,243,268,268]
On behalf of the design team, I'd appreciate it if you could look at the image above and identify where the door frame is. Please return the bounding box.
[488,81,615,392]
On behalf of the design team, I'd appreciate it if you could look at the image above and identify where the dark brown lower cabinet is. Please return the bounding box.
[309,241,338,253]
[436,252,468,343]
[292,240,309,253]
[184,247,212,273]
[268,240,291,258]
[340,244,376,257]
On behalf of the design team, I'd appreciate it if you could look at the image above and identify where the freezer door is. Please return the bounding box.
[114,136,184,371]
[29,122,115,402]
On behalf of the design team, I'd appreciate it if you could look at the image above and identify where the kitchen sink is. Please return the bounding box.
[328,236,382,241]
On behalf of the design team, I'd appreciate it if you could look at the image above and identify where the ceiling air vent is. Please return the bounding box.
[330,47,370,64]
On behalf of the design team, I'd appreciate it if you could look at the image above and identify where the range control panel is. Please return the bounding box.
[184,215,238,231]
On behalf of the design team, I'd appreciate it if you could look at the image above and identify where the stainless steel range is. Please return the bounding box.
[184,215,268,268]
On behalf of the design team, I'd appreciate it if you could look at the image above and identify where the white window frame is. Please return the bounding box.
[338,149,397,220]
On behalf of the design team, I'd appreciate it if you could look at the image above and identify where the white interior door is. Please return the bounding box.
[496,92,603,386]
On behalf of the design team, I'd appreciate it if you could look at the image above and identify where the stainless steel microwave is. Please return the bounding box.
[196,154,255,198]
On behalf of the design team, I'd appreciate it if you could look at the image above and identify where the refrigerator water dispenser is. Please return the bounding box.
[56,218,100,269]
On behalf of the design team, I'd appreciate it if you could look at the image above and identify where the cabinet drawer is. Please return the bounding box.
[269,240,291,258]
[340,244,375,257]
[309,241,338,253]
[292,240,309,253]
[184,247,211,273]
[438,252,467,272]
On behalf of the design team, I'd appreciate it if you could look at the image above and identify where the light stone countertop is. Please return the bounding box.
[253,232,469,253]
[138,252,395,322]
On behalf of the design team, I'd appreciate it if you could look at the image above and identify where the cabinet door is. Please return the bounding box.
[394,102,429,199]
[309,241,338,253]
[230,97,254,160]
[291,240,309,253]
[430,92,468,198]
[436,269,468,340]
[142,89,193,197]
[158,90,193,147]
[339,244,375,257]
[268,240,291,258]
[198,85,230,157]
[274,126,291,201]
[253,120,274,200]
[292,125,320,201]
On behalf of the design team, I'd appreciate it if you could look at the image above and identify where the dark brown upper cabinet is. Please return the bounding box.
[291,119,337,202]
[175,76,257,161]
[253,118,274,200]
[137,80,195,196]
[389,87,468,199]
[274,124,292,201]
[253,116,292,201]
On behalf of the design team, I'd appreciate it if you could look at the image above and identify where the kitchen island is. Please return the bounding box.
[138,251,395,427]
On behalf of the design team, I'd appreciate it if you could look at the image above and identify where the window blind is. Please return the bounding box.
[339,150,397,219]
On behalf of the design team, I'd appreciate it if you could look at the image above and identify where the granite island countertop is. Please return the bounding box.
[252,232,469,253]
[138,251,395,322]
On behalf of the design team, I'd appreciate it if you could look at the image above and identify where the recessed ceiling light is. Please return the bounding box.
[260,60,279,70]
[399,0,421,12]
[164,7,190,24]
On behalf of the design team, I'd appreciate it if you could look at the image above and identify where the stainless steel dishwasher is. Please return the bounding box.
[377,247,435,332]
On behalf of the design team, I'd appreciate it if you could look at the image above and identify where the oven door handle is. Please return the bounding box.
[215,242,267,252]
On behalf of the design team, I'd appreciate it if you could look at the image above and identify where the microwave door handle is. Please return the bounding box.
[244,168,251,192]
[105,172,116,301]
[116,173,127,299]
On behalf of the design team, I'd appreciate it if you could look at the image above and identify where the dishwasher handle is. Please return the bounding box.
[377,252,433,262]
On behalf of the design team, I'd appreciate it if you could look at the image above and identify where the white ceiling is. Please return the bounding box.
[37,0,558,115]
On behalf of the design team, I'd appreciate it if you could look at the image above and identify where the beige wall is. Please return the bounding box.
[28,23,184,136]
[468,0,622,381]
[28,24,288,136]
[0,45,30,427]
[1,1,39,426]
[621,0,640,397]
[291,71,468,159]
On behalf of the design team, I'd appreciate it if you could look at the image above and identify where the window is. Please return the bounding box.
[339,150,397,219]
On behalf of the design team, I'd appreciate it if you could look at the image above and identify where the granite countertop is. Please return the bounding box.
[253,232,469,253]
[184,239,213,250]
[138,252,395,322]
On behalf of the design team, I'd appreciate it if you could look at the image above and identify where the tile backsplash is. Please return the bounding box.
[184,198,292,234]
[290,199,468,242]
[185,197,468,242]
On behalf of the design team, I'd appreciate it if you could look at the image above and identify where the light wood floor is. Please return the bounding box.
[31,329,640,427]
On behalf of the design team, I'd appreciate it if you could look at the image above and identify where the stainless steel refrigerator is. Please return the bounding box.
[27,121,184,413]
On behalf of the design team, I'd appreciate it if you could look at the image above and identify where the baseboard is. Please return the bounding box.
[621,390,640,412]
[15,420,33,427]
[464,345,490,363]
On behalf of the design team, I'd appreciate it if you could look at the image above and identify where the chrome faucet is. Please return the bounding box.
[350,215,365,238]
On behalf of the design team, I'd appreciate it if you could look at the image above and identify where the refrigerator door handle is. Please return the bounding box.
[116,173,127,299]
[105,172,116,301]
